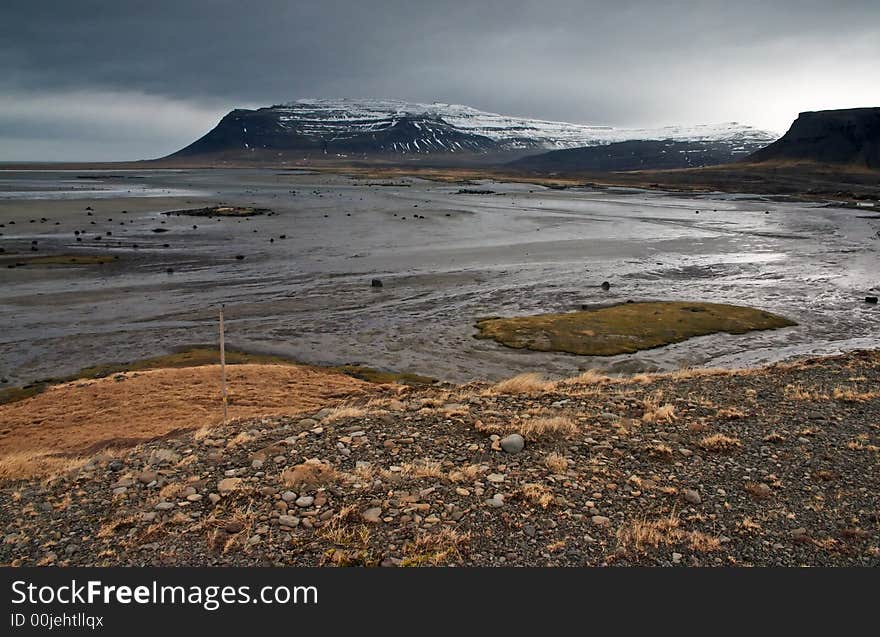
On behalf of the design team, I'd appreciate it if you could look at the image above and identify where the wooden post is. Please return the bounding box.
[219,306,228,423]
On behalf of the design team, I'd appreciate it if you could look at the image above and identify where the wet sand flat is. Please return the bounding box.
[1,168,878,386]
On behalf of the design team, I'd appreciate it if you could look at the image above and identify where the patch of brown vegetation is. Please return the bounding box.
[0,364,375,479]
[518,415,578,441]
[698,433,742,452]
[400,527,470,566]
[281,460,338,489]
[616,514,721,554]
[487,373,557,395]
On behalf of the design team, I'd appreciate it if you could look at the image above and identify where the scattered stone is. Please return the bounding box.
[278,515,300,528]
[362,507,382,523]
[486,494,505,508]
[294,495,314,508]
[500,434,525,453]
[591,515,611,526]
[683,489,702,505]
[223,521,245,534]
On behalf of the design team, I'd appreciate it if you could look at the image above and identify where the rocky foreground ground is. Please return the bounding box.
[1,351,878,567]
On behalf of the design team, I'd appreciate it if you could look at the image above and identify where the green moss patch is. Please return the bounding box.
[475,301,796,356]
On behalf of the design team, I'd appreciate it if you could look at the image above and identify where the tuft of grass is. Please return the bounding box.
[518,415,578,441]
[401,527,470,567]
[520,483,555,508]
[399,459,444,480]
[226,431,257,448]
[487,373,557,395]
[322,405,368,422]
[281,460,338,489]
[784,384,828,401]
[616,513,721,554]
[558,369,613,386]
[831,386,880,402]
[448,464,483,482]
[698,433,742,452]
[646,443,674,458]
[643,403,676,424]
[544,452,570,474]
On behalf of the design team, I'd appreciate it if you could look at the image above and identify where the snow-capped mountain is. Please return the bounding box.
[169,98,778,161]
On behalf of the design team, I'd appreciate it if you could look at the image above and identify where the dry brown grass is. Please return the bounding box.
[668,367,738,380]
[317,508,373,551]
[520,483,555,508]
[544,452,570,473]
[784,384,828,401]
[698,433,742,452]
[616,513,721,554]
[158,481,185,501]
[0,364,377,479]
[96,514,139,539]
[401,527,471,566]
[0,450,88,481]
[831,386,880,403]
[646,443,674,458]
[518,415,578,441]
[557,369,615,387]
[281,459,338,489]
[226,431,257,448]
[399,459,444,480]
[716,407,745,419]
[322,405,368,422]
[448,464,483,482]
[487,373,557,395]
[739,516,762,533]
[643,403,676,424]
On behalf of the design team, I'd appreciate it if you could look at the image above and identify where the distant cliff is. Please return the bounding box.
[748,108,880,169]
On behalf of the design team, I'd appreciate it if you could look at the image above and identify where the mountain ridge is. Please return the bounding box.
[167,98,778,162]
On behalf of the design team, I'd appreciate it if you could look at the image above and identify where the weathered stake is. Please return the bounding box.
[219,306,228,423]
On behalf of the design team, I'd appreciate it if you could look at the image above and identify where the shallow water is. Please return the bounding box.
[0,168,878,385]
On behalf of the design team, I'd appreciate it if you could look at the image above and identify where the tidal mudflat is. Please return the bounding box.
[1,168,878,386]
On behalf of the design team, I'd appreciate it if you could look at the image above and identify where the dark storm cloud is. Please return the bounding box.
[1,0,879,160]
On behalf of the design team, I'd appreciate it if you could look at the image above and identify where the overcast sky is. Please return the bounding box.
[2,0,878,161]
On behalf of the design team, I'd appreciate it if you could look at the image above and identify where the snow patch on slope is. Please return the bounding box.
[274,98,778,151]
